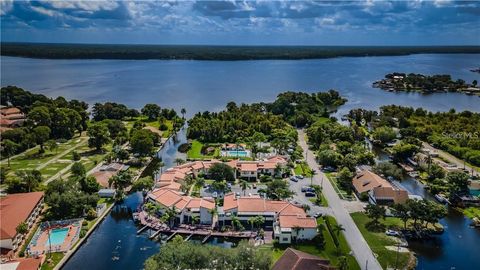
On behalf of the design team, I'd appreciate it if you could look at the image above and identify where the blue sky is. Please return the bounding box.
[1,0,479,45]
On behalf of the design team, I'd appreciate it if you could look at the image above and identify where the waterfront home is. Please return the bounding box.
[0,257,43,269]
[222,193,317,243]
[0,107,25,132]
[156,156,289,187]
[352,170,408,205]
[92,162,129,187]
[147,188,215,225]
[0,192,44,252]
[272,248,335,270]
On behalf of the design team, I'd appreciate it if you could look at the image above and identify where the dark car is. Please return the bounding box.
[305,192,316,197]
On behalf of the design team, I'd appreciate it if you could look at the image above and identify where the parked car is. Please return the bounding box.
[290,176,298,182]
[301,186,309,192]
[313,212,323,218]
[235,192,241,197]
[296,175,304,180]
[385,230,400,237]
[252,184,257,189]
[212,192,218,198]
[322,166,336,172]
[305,192,316,197]
[227,183,232,188]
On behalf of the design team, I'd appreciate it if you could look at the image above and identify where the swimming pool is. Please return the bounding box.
[226,150,249,157]
[45,228,69,246]
[470,189,480,197]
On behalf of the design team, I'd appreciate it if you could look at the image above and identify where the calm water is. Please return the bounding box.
[3,54,479,269]
[1,54,479,117]
[62,129,187,270]
[375,147,480,270]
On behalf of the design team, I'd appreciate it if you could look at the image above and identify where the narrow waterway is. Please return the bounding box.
[374,147,480,270]
[62,129,187,270]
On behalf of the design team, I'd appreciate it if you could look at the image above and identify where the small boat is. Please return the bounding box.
[472,217,480,227]
[434,194,448,204]
[407,171,419,178]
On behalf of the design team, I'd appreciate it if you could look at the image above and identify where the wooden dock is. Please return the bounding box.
[184,233,194,242]
[149,230,162,239]
[201,233,211,244]
[136,225,149,234]
[165,231,178,242]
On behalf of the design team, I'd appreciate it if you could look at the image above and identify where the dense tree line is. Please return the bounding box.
[3,43,480,60]
[374,73,476,93]
[267,90,346,127]
[1,86,89,157]
[144,236,271,270]
[349,105,480,167]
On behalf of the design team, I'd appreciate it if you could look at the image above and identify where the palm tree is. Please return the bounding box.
[16,221,28,236]
[302,204,310,212]
[231,215,239,231]
[292,225,301,243]
[333,224,345,237]
[181,108,186,119]
[248,217,255,231]
[254,216,265,231]
[191,215,200,225]
[165,207,177,228]
[175,158,185,165]
[310,169,317,186]
[338,256,348,270]
[240,180,250,196]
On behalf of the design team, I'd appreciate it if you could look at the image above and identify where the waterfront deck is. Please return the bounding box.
[134,211,259,242]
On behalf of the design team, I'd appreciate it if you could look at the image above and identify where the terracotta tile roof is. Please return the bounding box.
[0,107,21,115]
[372,187,409,204]
[278,215,317,229]
[151,189,183,208]
[150,188,216,211]
[0,192,44,240]
[272,248,335,270]
[186,198,215,210]
[258,162,278,169]
[277,203,306,216]
[2,113,25,120]
[239,163,258,172]
[91,171,116,188]
[352,170,391,194]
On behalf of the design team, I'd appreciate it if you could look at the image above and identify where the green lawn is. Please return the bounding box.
[125,116,174,138]
[40,253,64,270]
[294,162,313,177]
[270,216,359,269]
[463,207,480,219]
[187,140,220,159]
[351,212,412,270]
[309,192,328,207]
[325,172,356,201]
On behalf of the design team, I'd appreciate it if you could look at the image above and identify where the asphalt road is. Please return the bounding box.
[298,129,382,270]
[422,142,479,177]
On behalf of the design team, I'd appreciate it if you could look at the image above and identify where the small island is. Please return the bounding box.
[373,72,479,95]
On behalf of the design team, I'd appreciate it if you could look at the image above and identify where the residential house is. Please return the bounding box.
[147,188,215,225]
[0,107,25,132]
[222,193,317,243]
[272,248,335,270]
[352,170,408,205]
[0,192,44,251]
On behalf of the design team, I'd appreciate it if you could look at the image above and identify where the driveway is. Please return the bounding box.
[298,129,382,270]
[287,176,332,217]
[422,142,479,177]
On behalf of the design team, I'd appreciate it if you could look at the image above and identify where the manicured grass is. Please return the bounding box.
[187,140,219,159]
[294,162,313,177]
[270,216,359,270]
[351,212,411,270]
[464,207,480,219]
[126,116,174,138]
[40,252,64,270]
[325,172,356,201]
[309,192,328,207]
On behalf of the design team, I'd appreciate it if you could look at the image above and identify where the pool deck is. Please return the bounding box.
[29,225,80,255]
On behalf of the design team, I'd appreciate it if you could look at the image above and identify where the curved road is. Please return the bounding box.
[298,129,382,270]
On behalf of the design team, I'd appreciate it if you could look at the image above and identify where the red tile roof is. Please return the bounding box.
[278,215,317,229]
[272,248,335,270]
[0,192,44,240]
[352,170,391,194]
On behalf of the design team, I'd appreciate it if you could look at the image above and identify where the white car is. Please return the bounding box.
[385,230,400,237]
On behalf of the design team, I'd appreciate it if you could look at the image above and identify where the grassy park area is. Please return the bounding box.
[268,216,359,270]
[351,212,413,270]
[294,162,313,177]
[125,117,174,138]
[325,172,356,201]
[40,253,64,270]
[187,140,220,159]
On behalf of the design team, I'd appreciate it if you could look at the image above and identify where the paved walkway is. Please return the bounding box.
[36,138,87,171]
[298,129,382,270]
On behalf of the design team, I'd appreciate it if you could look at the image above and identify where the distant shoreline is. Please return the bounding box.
[2,42,480,61]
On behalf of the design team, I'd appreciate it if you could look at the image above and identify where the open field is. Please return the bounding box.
[187,140,220,159]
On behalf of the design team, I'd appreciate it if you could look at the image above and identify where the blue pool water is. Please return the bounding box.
[227,150,249,157]
[470,189,480,197]
[45,228,69,246]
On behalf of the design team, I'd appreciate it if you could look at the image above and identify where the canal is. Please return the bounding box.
[374,147,480,270]
[62,129,187,270]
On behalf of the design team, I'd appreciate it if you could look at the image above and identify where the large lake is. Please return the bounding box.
[1,54,479,117]
[2,54,480,269]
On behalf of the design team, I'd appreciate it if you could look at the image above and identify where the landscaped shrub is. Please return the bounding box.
[72,151,81,161]
[82,220,88,227]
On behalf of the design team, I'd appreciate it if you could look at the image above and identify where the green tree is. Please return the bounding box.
[130,129,157,156]
[365,204,386,229]
[180,108,186,119]
[372,126,397,144]
[392,203,410,229]
[15,170,42,193]
[16,221,28,235]
[208,163,235,182]
[266,179,295,200]
[33,125,51,152]
[142,104,161,120]
[87,123,111,151]
[28,106,51,127]
[131,176,154,192]
[240,180,250,196]
[46,139,58,154]
[71,162,86,178]
[2,139,18,167]
[337,167,354,195]
[447,171,470,200]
